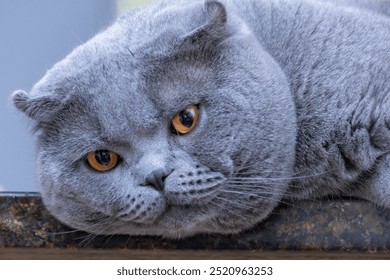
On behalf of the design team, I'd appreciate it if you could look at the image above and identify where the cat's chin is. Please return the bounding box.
[63,197,277,239]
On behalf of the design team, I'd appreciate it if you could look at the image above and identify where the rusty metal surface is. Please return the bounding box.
[1,192,390,252]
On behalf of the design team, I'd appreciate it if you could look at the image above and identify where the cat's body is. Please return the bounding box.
[12,0,390,237]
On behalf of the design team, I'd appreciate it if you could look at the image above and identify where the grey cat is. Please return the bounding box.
[12,0,390,238]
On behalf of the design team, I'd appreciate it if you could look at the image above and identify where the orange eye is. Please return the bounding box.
[171,105,199,135]
[87,150,119,172]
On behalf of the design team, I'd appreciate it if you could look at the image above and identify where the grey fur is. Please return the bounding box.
[12,0,390,237]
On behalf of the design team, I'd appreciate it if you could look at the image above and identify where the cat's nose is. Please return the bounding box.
[144,168,171,192]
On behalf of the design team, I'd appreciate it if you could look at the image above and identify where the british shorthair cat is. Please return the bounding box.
[12,0,390,237]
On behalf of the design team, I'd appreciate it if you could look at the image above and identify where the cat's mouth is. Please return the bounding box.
[113,170,226,224]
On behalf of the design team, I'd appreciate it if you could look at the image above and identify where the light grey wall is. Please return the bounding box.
[0,0,115,192]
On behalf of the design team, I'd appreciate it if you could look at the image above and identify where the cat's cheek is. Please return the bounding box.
[163,169,226,206]
[37,157,67,200]
[169,131,235,178]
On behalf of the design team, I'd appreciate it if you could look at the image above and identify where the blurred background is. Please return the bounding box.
[0,0,156,192]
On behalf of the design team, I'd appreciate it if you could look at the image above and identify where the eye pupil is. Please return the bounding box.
[179,109,195,128]
[95,150,111,166]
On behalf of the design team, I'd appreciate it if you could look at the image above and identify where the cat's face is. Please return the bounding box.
[13,0,296,237]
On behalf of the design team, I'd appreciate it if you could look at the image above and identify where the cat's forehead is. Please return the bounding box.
[29,0,221,139]
[38,1,207,88]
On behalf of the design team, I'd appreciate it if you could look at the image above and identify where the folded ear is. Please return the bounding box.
[180,0,230,49]
[12,90,62,123]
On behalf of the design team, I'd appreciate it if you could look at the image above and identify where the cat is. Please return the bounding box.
[12,0,390,238]
[322,0,390,16]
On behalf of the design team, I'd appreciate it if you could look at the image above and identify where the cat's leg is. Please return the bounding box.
[354,153,390,207]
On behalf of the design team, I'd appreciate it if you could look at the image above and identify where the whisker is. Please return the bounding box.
[225,181,288,190]
[73,216,118,248]
[226,180,289,186]
[230,171,330,182]
[219,189,299,207]
[234,167,294,175]
[124,234,133,249]
[208,197,235,213]
[212,195,279,211]
[233,162,332,179]
[45,216,115,241]
[76,233,98,247]
[225,184,303,198]
[47,228,85,235]
[221,188,283,196]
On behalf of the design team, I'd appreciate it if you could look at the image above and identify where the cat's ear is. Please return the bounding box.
[12,90,63,123]
[181,0,230,48]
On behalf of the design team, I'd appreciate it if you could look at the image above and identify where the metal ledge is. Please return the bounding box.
[1,192,390,259]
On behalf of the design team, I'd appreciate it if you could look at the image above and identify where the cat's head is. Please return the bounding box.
[12,0,296,237]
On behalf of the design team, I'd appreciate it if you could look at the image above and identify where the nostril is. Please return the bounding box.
[144,168,172,192]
